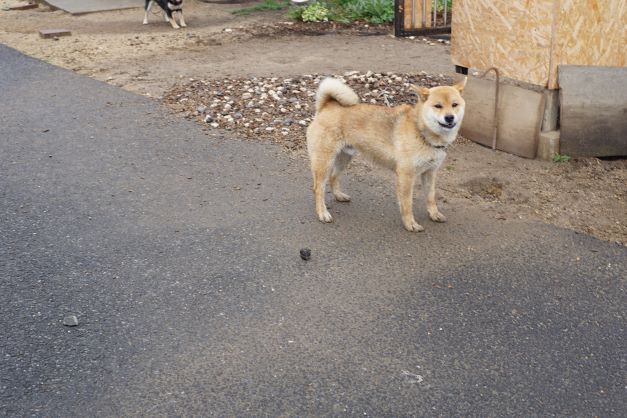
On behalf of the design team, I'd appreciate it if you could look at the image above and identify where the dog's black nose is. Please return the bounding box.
[444,115,455,124]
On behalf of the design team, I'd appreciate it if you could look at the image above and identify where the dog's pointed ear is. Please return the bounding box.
[410,84,430,102]
[453,77,467,94]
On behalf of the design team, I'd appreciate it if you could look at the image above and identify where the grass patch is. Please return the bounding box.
[552,153,572,163]
[235,0,449,24]
[232,0,289,16]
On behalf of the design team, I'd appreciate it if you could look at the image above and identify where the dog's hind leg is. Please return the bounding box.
[143,0,153,24]
[422,168,446,222]
[308,141,337,223]
[329,147,354,202]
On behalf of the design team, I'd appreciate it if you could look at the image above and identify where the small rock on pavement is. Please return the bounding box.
[63,315,79,327]
[300,248,311,261]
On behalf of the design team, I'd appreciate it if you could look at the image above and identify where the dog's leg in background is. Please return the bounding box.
[397,168,423,232]
[422,169,446,222]
[166,10,180,29]
[143,0,153,25]
[178,10,187,27]
[329,149,353,202]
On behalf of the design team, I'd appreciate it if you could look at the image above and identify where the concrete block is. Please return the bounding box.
[460,77,545,158]
[559,65,627,157]
[39,29,72,39]
[537,130,560,161]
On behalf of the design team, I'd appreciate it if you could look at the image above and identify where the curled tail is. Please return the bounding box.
[315,78,360,114]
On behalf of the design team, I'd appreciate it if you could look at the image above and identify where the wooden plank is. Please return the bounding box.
[403,0,413,30]
[403,0,433,31]
[9,2,39,10]
[460,77,545,159]
[559,65,627,157]
[39,29,72,38]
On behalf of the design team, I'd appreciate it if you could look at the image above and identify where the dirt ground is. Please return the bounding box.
[1,0,625,244]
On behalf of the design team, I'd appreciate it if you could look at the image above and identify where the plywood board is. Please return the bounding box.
[451,0,626,88]
[549,0,627,89]
[559,65,627,157]
[460,77,545,158]
[451,0,554,87]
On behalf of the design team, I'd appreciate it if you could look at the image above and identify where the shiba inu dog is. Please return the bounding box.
[143,0,186,29]
[306,77,466,232]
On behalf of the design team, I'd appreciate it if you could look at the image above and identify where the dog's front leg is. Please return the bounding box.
[422,168,446,222]
[168,12,180,29]
[397,168,423,232]
[178,10,187,27]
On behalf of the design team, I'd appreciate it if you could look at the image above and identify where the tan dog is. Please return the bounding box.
[306,77,466,232]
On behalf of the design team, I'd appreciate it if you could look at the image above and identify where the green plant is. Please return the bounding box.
[232,0,288,16]
[552,153,571,163]
[301,2,330,22]
[287,5,306,20]
[435,0,452,13]
[344,0,394,24]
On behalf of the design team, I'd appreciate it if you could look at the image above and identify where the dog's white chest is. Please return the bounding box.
[414,148,446,171]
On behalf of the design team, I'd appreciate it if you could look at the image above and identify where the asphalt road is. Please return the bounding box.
[1,44,625,417]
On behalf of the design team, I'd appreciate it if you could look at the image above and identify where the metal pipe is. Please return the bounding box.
[443,0,447,26]
[433,0,437,27]
[480,67,501,150]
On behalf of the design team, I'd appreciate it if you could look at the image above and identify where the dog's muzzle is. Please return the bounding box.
[439,114,456,129]
[438,121,457,129]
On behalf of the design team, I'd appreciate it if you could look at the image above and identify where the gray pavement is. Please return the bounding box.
[1,44,626,417]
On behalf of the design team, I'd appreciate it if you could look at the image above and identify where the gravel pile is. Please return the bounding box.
[163,71,455,149]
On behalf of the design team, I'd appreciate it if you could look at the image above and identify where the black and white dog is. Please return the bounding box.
[143,0,186,29]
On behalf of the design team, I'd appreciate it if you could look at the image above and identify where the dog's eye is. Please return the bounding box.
[452,103,458,108]
[434,104,443,109]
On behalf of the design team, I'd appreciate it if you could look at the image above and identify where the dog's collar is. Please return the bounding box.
[425,140,448,150]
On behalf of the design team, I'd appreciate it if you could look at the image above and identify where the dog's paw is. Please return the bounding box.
[403,219,425,232]
[318,210,333,223]
[180,22,187,28]
[142,20,148,25]
[428,210,447,223]
[334,192,351,202]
